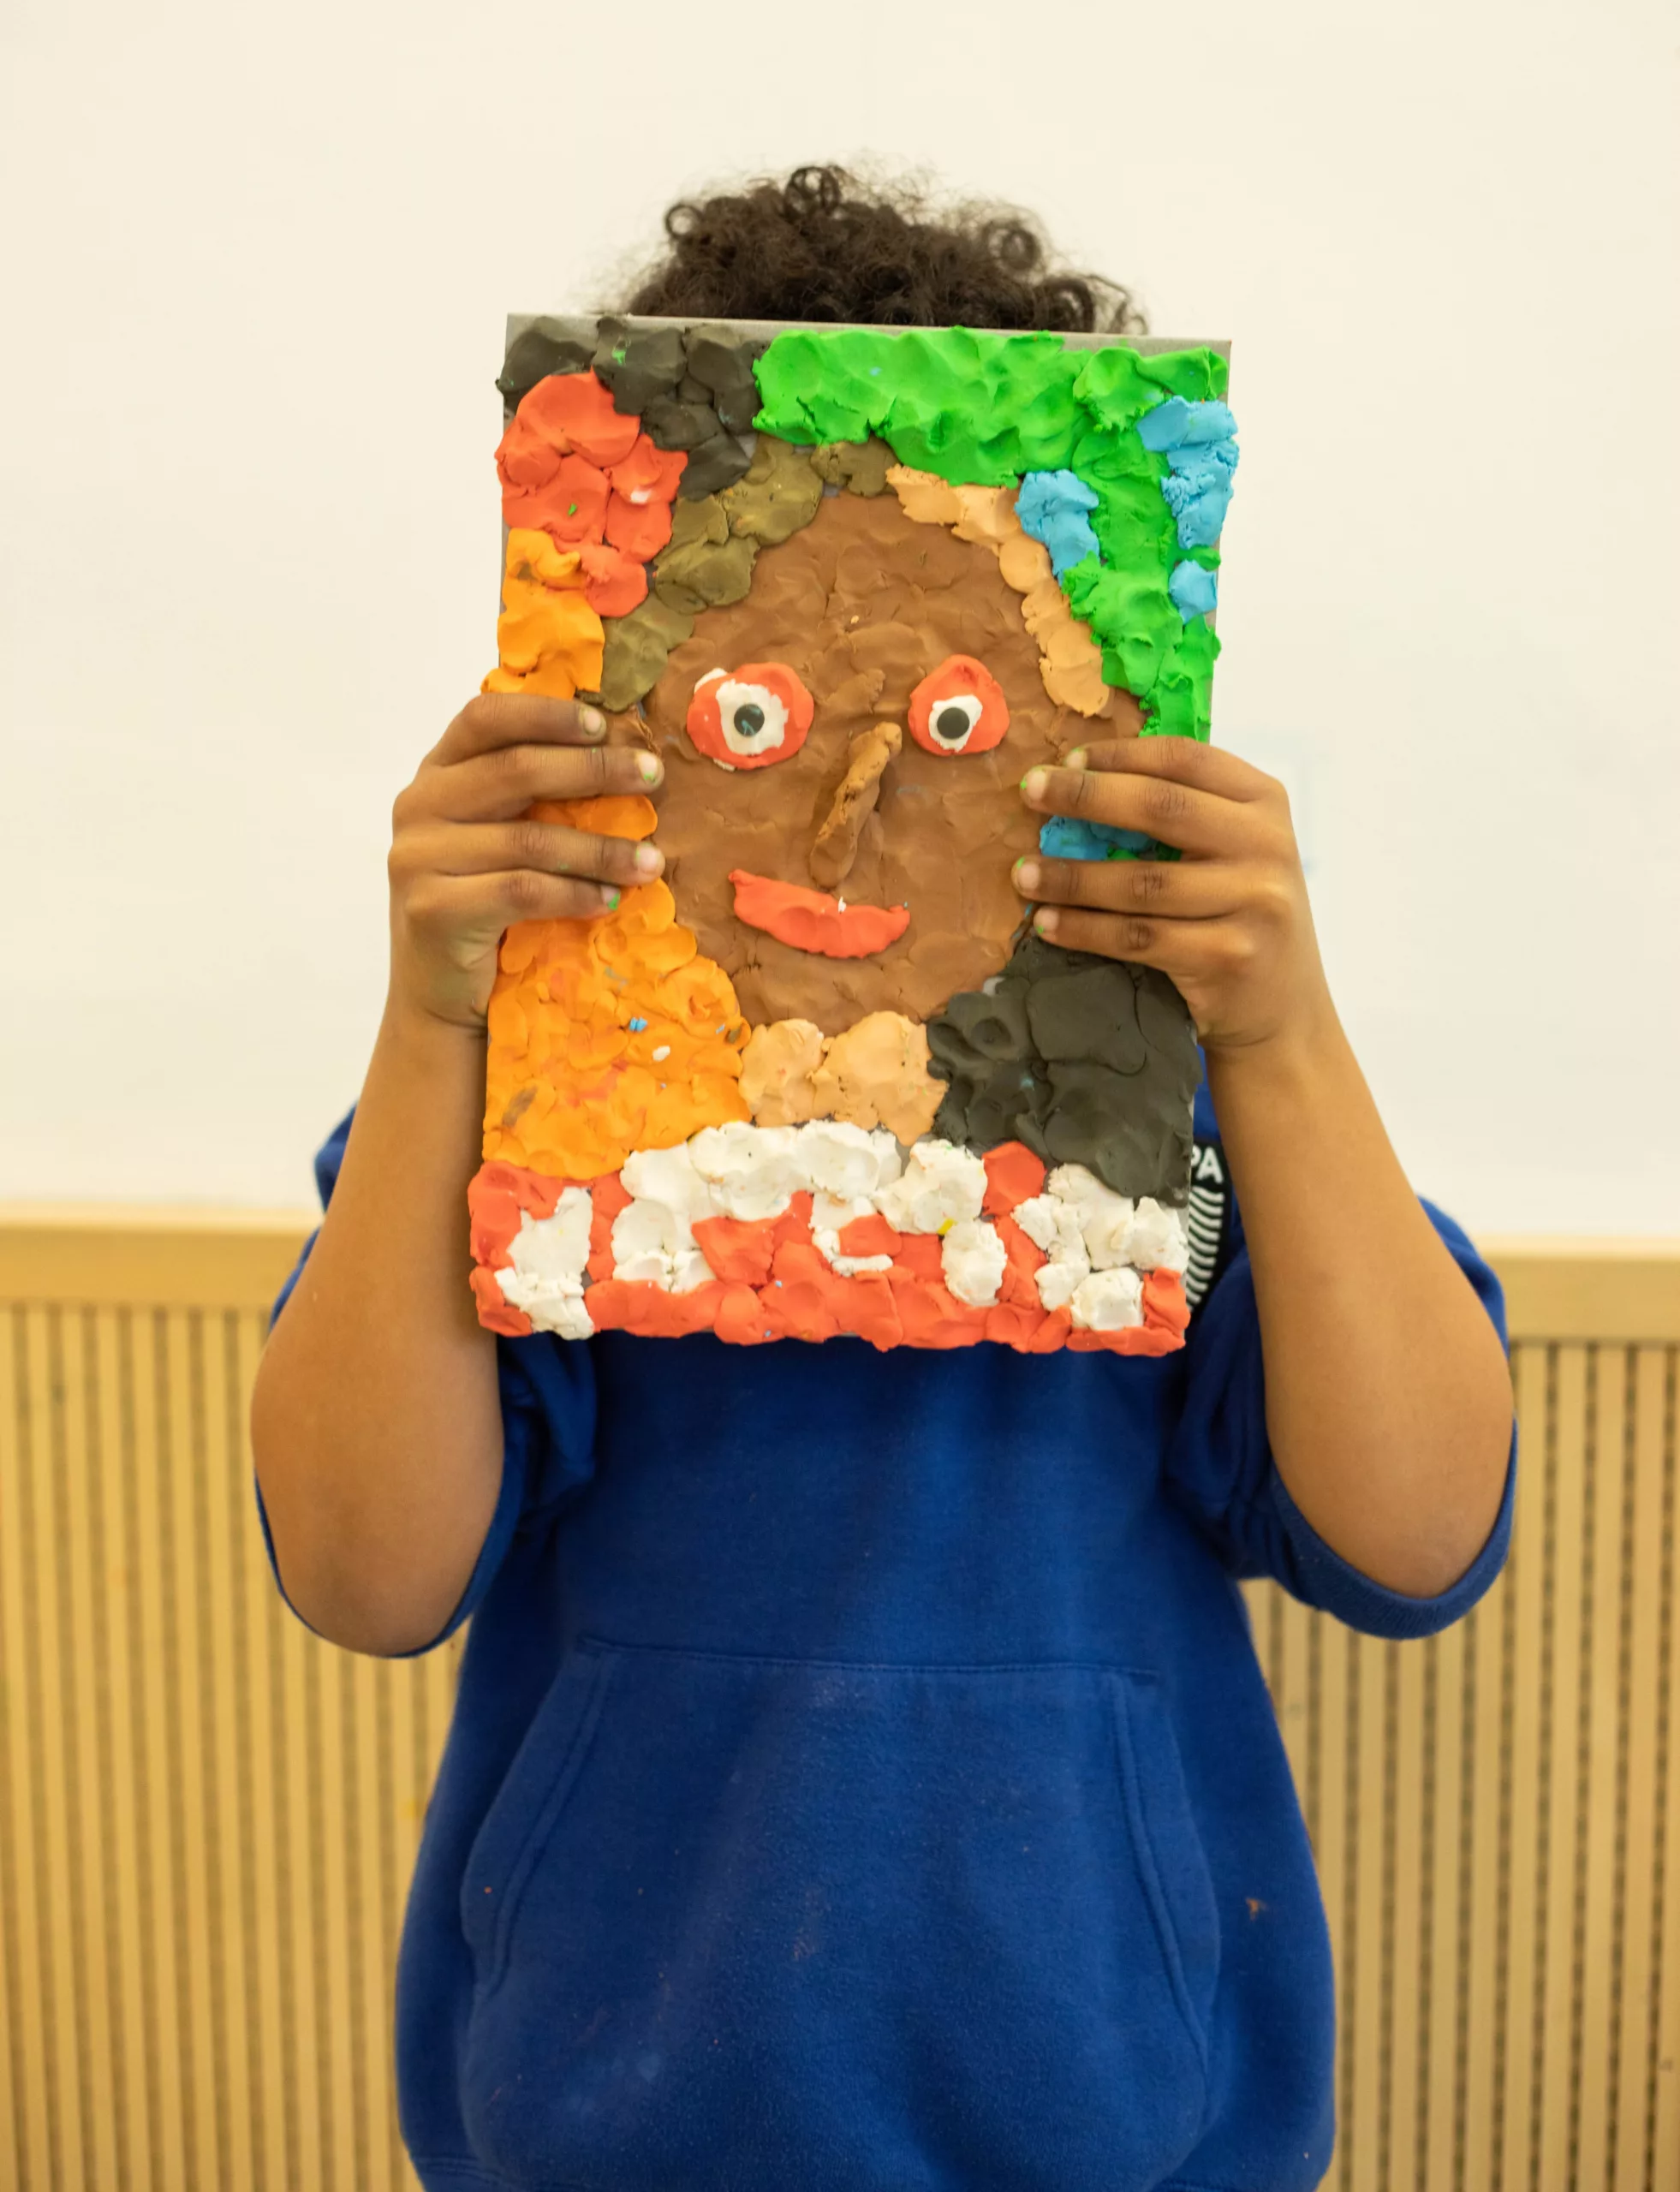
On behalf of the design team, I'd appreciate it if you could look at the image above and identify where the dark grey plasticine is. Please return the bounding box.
[498,317,771,497]
[926,932,1199,1204]
[590,316,688,414]
[497,320,595,408]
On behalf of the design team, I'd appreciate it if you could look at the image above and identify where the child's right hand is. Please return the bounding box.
[388,692,664,1030]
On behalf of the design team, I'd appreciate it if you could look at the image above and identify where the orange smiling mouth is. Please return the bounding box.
[728,871,912,959]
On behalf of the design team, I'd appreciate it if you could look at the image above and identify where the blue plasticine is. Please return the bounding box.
[1169,561,1219,620]
[1039,816,1155,861]
[1137,397,1240,551]
[1016,469,1101,577]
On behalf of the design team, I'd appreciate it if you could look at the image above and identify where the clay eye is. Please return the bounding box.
[686,662,814,771]
[908,655,1010,758]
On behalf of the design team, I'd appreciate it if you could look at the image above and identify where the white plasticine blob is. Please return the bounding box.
[797,1121,903,1201]
[612,1143,719,1292]
[941,1218,1007,1307]
[1124,1197,1191,1274]
[873,1138,986,1235]
[1070,1266,1145,1331]
[812,1192,893,1277]
[715,677,790,760]
[926,693,983,753]
[688,1122,803,1223]
[496,1190,594,1338]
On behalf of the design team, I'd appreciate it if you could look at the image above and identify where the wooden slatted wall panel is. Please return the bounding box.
[0,1295,462,2192]
[1244,1336,1680,2189]
[0,1218,1676,2190]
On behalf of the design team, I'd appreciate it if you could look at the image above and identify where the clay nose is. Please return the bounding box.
[808,720,902,890]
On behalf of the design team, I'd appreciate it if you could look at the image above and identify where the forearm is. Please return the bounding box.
[251,997,503,1655]
[1207,1010,1513,1599]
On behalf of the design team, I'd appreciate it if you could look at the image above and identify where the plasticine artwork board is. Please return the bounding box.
[470,314,1237,1355]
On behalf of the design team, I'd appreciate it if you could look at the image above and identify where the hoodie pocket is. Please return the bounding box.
[461,1645,1220,2192]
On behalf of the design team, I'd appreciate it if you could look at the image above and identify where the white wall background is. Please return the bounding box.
[2,0,1675,1230]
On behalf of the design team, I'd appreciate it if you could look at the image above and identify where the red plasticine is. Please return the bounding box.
[982,1142,1047,1218]
[1069,1325,1182,1357]
[890,1234,945,1282]
[1143,1268,1192,1335]
[713,1284,774,1346]
[728,872,911,959]
[470,1266,531,1338]
[890,1272,989,1349]
[692,1213,778,1288]
[468,1159,564,1271]
[517,372,641,468]
[836,1212,901,1259]
[605,494,675,562]
[588,1173,634,1284]
[578,539,648,616]
[585,1278,727,1338]
[609,438,688,503]
[994,1214,1047,1307]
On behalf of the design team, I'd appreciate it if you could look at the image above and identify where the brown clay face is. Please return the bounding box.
[640,491,1120,1033]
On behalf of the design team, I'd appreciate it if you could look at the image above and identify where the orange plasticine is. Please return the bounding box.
[728,871,911,959]
[485,528,605,701]
[483,794,750,1181]
[982,1142,1047,1218]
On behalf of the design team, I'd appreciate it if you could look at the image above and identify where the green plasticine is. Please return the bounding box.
[751,325,1230,735]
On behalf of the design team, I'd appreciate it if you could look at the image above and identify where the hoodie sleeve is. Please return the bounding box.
[1163,1092,1516,1641]
[257,1110,600,1653]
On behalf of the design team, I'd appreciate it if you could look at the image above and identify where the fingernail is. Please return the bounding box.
[1034,908,1059,938]
[633,843,664,877]
[1021,769,1049,803]
[1014,860,1041,894]
[1064,748,1087,771]
[578,706,606,737]
[634,752,663,784]
[599,886,621,910]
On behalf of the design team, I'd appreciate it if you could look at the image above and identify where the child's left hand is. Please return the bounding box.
[1016,737,1332,1056]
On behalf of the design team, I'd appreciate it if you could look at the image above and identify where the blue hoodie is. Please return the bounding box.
[263,1081,1515,2192]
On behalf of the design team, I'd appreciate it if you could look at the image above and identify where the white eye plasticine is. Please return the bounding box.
[714,678,790,759]
[926,693,984,752]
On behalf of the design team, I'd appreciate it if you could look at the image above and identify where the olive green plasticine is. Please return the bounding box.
[652,532,759,618]
[811,438,893,496]
[719,437,824,545]
[752,327,1230,736]
[926,932,1198,1202]
[596,594,695,712]
[667,496,730,552]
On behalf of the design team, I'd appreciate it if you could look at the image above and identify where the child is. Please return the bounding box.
[252,167,1516,2192]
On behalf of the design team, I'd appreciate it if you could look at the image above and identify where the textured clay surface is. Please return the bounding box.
[640,491,1131,1032]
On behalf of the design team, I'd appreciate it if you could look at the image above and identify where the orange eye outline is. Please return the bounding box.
[907,655,1010,758]
[686,662,815,771]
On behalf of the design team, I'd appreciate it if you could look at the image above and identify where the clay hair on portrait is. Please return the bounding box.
[617,164,1145,336]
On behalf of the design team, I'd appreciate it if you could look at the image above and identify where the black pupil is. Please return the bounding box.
[934,703,972,742]
[732,702,766,737]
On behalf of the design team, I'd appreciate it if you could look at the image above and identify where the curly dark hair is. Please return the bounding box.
[618,164,1144,335]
